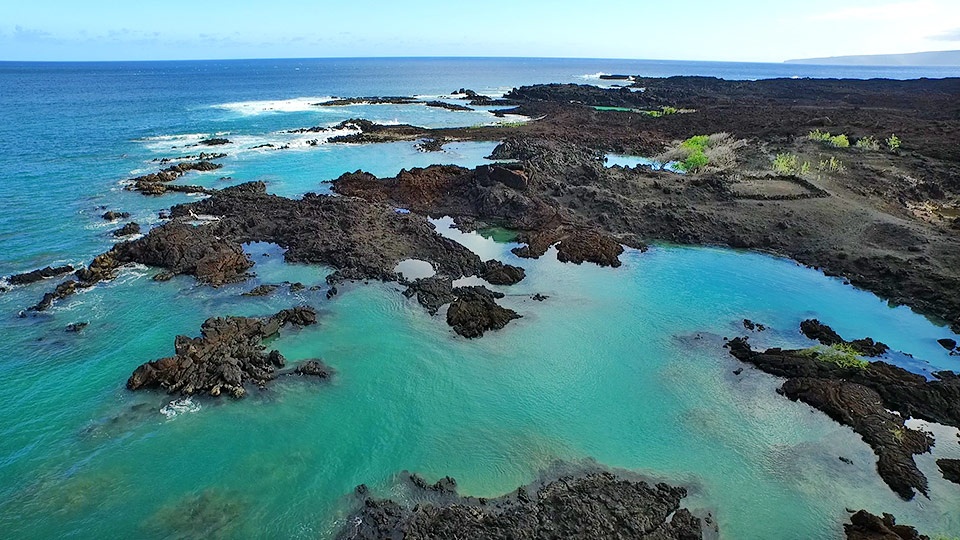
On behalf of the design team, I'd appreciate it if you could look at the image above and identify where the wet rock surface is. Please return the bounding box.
[338,470,707,540]
[725,333,960,499]
[101,210,130,221]
[844,510,927,540]
[125,160,221,196]
[446,286,521,338]
[112,222,141,238]
[478,259,525,285]
[402,277,521,337]
[291,359,334,379]
[8,265,75,286]
[242,284,278,297]
[126,306,318,398]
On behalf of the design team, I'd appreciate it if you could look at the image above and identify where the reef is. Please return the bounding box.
[339,470,708,539]
[126,306,318,398]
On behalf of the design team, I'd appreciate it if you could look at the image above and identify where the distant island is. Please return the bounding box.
[786,49,960,66]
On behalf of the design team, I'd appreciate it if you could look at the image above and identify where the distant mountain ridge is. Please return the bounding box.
[786,50,960,66]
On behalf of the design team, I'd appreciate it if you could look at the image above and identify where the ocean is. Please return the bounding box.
[1,57,959,539]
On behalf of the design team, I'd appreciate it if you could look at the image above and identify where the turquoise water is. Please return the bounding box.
[2,59,960,539]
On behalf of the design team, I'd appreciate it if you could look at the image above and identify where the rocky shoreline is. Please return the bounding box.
[12,75,960,537]
[726,320,960,500]
[338,469,712,539]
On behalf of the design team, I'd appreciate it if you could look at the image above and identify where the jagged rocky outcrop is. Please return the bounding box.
[112,222,141,237]
[101,210,130,221]
[478,259,525,285]
[125,160,221,196]
[332,163,634,268]
[800,319,889,357]
[126,306,318,398]
[844,510,928,540]
[446,286,521,338]
[726,333,960,499]
[938,458,960,485]
[8,265,74,286]
[339,471,707,539]
[28,223,253,312]
[402,277,521,337]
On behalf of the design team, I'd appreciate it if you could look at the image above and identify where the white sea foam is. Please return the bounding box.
[580,72,610,80]
[161,397,201,418]
[212,97,336,115]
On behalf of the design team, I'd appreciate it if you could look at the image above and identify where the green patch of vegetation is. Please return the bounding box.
[855,136,880,151]
[829,134,849,148]
[681,135,710,152]
[808,129,850,148]
[887,133,902,151]
[890,427,906,444]
[658,133,745,174]
[799,343,869,369]
[679,150,710,172]
[808,129,832,142]
[818,156,846,173]
[772,153,812,175]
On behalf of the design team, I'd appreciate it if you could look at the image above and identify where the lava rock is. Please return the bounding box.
[844,510,927,540]
[8,265,75,286]
[339,470,707,539]
[126,306,317,398]
[112,222,141,237]
[937,458,960,485]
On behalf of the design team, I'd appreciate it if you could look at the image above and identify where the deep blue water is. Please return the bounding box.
[2,58,960,539]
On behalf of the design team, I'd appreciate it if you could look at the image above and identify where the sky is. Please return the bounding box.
[1,0,959,62]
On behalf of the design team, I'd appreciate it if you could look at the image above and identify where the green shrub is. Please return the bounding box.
[680,150,710,172]
[829,134,850,148]
[773,153,799,175]
[681,135,710,152]
[772,153,814,175]
[808,129,832,142]
[815,343,869,369]
[818,156,845,173]
[887,134,901,151]
[855,136,880,151]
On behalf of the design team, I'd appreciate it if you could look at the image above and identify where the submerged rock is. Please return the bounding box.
[126,306,318,398]
[292,359,334,379]
[242,284,278,297]
[65,322,88,333]
[339,470,707,539]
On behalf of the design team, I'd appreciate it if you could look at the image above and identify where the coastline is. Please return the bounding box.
[3,67,960,538]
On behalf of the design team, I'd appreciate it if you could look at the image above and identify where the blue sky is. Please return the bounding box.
[2,0,959,62]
